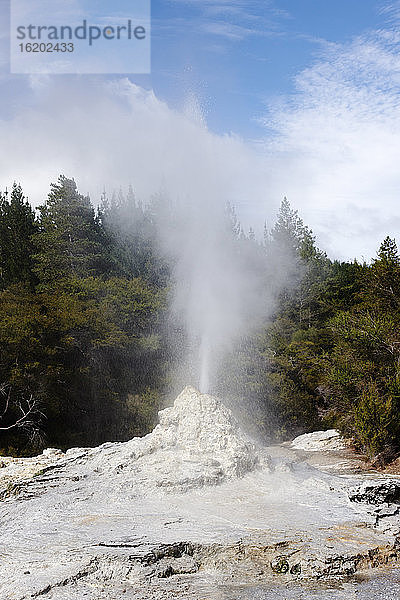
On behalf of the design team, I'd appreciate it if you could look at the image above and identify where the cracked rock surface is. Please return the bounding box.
[0,386,399,599]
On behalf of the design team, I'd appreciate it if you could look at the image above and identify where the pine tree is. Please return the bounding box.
[33,176,106,285]
[271,197,310,253]
[0,183,37,289]
[367,236,400,309]
[100,188,169,286]
[377,236,399,264]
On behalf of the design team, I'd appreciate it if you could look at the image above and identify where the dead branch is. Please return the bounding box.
[0,385,42,434]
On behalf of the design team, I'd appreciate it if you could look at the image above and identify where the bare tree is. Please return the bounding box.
[0,384,44,446]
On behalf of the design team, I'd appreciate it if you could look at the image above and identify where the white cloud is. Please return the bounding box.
[379,1,400,21]
[165,0,278,42]
[201,21,256,41]
[262,27,400,260]
[0,77,269,220]
[2,10,400,262]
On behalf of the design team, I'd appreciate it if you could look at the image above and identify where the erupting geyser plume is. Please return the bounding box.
[199,333,211,393]
[149,101,282,395]
[157,187,274,394]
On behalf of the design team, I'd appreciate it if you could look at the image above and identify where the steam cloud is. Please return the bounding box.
[0,77,276,393]
[156,194,271,393]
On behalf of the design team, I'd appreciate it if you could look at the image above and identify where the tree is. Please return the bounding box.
[271,197,312,255]
[0,274,166,453]
[0,384,42,445]
[367,236,400,310]
[321,237,400,460]
[0,183,37,289]
[33,176,107,285]
[99,188,169,286]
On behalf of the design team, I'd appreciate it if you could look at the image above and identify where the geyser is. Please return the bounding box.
[158,195,273,395]
[1,386,399,600]
[112,385,263,492]
[199,333,211,392]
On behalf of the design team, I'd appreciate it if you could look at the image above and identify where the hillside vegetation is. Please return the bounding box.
[0,177,399,465]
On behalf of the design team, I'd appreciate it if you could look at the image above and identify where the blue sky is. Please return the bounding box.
[149,0,389,137]
[152,0,387,136]
[1,0,400,260]
[1,0,391,136]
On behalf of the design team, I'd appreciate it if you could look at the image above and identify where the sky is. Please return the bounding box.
[1,0,400,260]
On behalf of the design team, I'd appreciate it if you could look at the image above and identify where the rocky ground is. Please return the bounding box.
[0,386,399,599]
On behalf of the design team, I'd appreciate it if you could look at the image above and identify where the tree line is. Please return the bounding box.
[0,177,399,465]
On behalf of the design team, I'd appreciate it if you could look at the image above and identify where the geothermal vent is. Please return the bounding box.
[0,387,264,497]
[107,386,262,493]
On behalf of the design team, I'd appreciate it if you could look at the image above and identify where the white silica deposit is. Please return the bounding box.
[99,385,264,493]
[1,387,399,600]
[291,429,347,451]
[0,386,263,497]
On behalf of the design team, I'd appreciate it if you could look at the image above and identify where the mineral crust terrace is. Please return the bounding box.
[0,386,399,600]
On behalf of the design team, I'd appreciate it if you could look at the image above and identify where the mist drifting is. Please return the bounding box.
[155,193,274,394]
[0,77,290,395]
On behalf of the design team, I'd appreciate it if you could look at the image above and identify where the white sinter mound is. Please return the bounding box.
[1,387,399,600]
[114,385,262,492]
[291,429,346,451]
[0,386,264,497]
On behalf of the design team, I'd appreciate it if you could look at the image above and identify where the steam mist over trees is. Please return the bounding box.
[0,176,399,466]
